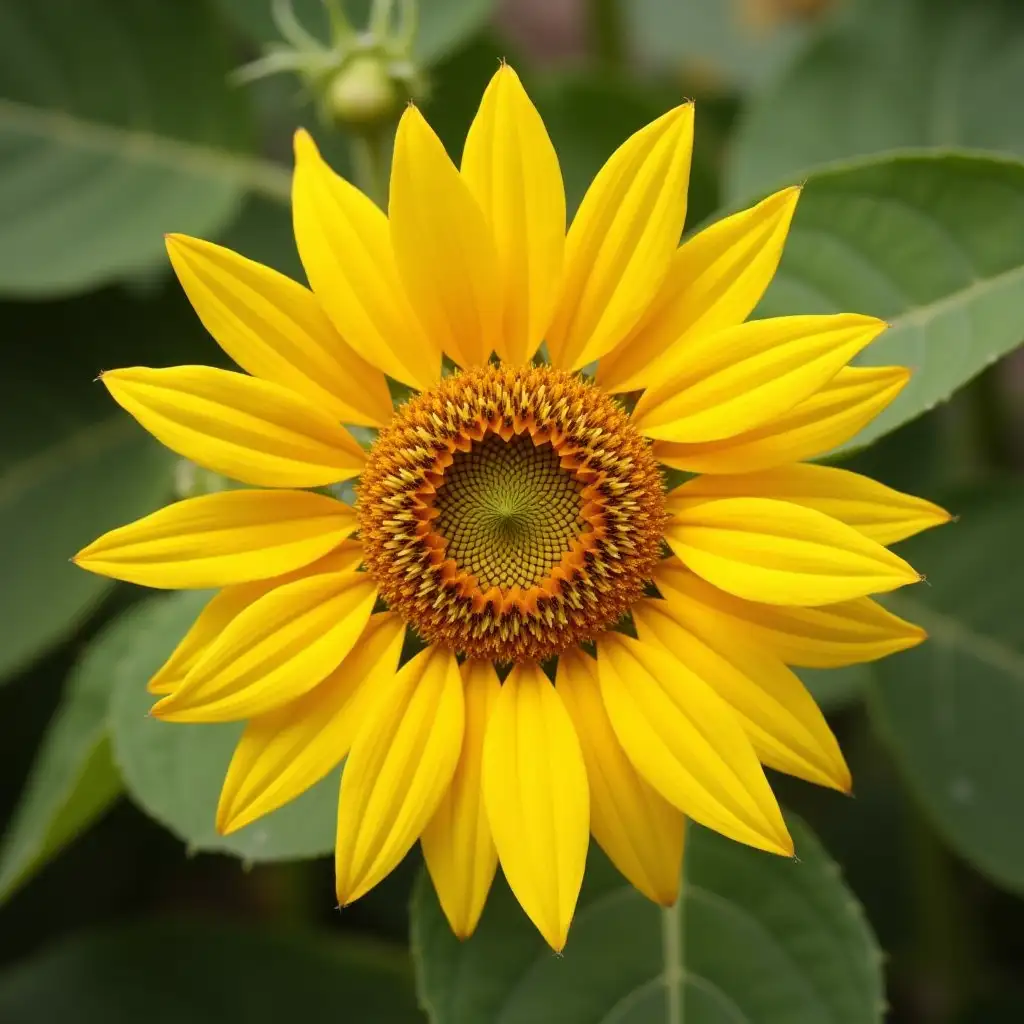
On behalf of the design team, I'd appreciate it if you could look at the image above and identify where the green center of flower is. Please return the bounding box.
[433,432,584,591]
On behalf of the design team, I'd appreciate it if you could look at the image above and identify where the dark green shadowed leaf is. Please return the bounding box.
[868,484,1024,894]
[412,817,882,1023]
[0,609,128,901]
[727,0,1024,200]
[0,921,423,1023]
[0,0,271,296]
[109,592,337,861]
[757,152,1024,450]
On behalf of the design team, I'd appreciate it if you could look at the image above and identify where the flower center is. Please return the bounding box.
[357,364,666,662]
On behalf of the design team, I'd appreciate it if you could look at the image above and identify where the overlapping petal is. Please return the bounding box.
[557,648,684,905]
[482,661,589,952]
[674,463,950,545]
[292,129,440,389]
[653,558,925,667]
[597,186,800,393]
[102,366,365,488]
[546,104,694,371]
[421,660,501,938]
[151,571,377,722]
[147,542,364,695]
[335,646,464,904]
[597,633,792,856]
[461,64,565,365]
[73,490,356,589]
[216,613,406,834]
[632,314,887,443]
[665,495,921,605]
[390,106,501,368]
[634,599,849,791]
[165,234,392,427]
[653,365,910,474]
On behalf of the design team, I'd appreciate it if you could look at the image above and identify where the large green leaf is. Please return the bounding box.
[0,0,279,296]
[868,485,1024,894]
[726,0,1024,200]
[0,921,422,1022]
[412,817,882,1023]
[757,152,1024,449]
[216,0,495,65]
[0,611,127,902]
[109,592,338,861]
[0,289,198,682]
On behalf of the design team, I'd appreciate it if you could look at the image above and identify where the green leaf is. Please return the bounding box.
[758,152,1024,449]
[0,0,280,297]
[109,592,337,861]
[867,485,1024,894]
[726,0,1024,200]
[0,921,423,1022]
[0,290,194,683]
[0,611,127,900]
[216,0,495,65]
[412,817,882,1023]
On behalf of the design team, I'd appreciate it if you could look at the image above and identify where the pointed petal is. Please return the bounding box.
[461,64,565,366]
[336,646,464,903]
[674,463,951,546]
[653,365,910,474]
[633,314,887,443]
[654,558,926,667]
[421,660,501,938]
[665,495,921,605]
[216,613,405,833]
[292,129,440,389]
[390,106,501,368]
[546,104,694,371]
[556,648,684,905]
[634,599,850,792]
[598,186,800,393]
[597,633,792,856]
[102,366,365,488]
[482,661,589,951]
[165,234,393,427]
[73,489,356,589]
[147,541,364,695]
[151,571,377,722]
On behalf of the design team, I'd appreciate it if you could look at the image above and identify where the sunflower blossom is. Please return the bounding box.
[75,65,949,951]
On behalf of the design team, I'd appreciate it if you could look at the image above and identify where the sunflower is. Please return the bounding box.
[75,65,948,952]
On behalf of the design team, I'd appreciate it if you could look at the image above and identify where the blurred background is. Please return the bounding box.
[2,0,1024,1021]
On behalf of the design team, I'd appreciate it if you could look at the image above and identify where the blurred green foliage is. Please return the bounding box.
[2,1,1024,1021]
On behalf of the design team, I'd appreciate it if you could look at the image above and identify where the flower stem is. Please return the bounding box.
[350,127,390,209]
[661,824,686,1024]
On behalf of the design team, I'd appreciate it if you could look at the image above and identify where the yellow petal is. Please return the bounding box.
[390,105,501,368]
[634,599,850,792]
[336,646,464,904]
[674,463,951,546]
[73,489,356,589]
[147,541,364,695]
[102,366,365,488]
[546,104,695,371]
[654,558,926,668]
[633,314,887,443]
[152,571,377,722]
[482,661,589,951]
[164,234,392,427]
[597,633,792,856]
[556,648,684,905]
[421,660,501,938]
[292,129,440,389]
[461,64,565,366]
[653,365,910,474]
[598,186,800,393]
[665,495,921,605]
[216,613,405,834]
